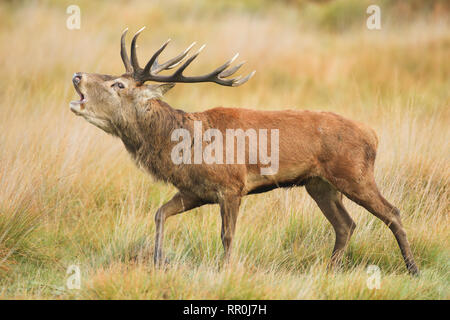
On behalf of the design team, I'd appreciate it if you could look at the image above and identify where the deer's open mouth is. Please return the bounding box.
[71,93,86,105]
[70,96,87,115]
[70,83,87,114]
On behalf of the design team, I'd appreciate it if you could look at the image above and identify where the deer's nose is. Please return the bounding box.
[72,73,83,86]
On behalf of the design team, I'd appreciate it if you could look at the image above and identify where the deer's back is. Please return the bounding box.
[195,107,379,197]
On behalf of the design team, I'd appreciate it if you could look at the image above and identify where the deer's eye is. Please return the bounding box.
[112,82,125,89]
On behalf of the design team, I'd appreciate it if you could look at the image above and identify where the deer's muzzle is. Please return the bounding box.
[70,73,87,114]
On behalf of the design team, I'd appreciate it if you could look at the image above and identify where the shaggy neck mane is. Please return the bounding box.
[115,98,186,182]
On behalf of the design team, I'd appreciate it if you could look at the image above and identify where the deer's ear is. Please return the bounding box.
[141,83,176,99]
[155,83,175,96]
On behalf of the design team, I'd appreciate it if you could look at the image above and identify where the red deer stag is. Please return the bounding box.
[70,28,419,275]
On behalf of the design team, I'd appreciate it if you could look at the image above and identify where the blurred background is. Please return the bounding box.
[0,0,448,299]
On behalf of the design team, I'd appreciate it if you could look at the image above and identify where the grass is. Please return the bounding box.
[0,0,449,299]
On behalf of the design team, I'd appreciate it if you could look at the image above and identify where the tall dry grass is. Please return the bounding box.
[0,0,448,299]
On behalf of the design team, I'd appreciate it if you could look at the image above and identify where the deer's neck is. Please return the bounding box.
[116,98,187,182]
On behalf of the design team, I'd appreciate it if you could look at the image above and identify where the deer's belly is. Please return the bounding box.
[245,164,314,195]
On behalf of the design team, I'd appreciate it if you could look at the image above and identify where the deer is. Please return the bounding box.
[70,28,419,275]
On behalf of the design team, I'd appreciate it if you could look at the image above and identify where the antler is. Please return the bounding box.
[120,27,255,87]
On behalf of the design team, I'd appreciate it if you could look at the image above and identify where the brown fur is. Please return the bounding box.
[70,72,419,275]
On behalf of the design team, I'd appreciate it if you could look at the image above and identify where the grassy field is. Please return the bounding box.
[0,0,449,299]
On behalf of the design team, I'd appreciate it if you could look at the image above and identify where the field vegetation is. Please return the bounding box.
[0,0,448,299]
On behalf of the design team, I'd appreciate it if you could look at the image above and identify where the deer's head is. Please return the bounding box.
[70,27,255,134]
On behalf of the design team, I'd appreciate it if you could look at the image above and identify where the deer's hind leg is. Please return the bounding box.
[305,177,356,270]
[325,161,419,276]
[334,174,419,276]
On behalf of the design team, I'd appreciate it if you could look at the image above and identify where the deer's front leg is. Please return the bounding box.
[154,192,204,266]
[219,195,241,263]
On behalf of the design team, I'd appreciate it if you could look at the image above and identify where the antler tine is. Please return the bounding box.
[150,42,196,74]
[231,70,256,87]
[172,44,206,77]
[143,38,171,75]
[204,53,240,78]
[167,52,240,85]
[219,61,245,78]
[121,28,133,73]
[130,27,146,72]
